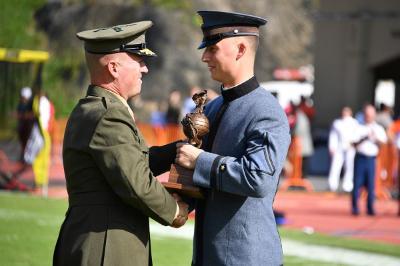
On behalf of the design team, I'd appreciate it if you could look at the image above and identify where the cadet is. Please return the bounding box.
[176,11,291,265]
[53,21,188,266]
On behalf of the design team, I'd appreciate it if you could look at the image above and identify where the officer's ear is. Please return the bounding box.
[107,60,119,79]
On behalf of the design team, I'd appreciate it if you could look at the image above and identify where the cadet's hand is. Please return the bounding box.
[175,142,203,170]
[171,193,189,228]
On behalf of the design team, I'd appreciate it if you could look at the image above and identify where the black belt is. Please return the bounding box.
[68,191,122,207]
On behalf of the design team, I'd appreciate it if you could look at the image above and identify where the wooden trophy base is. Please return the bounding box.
[162,164,203,198]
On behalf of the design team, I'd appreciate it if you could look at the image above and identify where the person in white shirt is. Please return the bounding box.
[328,107,359,192]
[352,104,387,216]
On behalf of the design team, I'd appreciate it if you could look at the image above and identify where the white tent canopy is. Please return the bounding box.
[260,81,314,108]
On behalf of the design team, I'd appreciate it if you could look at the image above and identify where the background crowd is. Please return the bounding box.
[9,84,400,217]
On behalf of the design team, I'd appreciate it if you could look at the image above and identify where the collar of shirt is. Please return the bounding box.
[220,76,259,102]
[108,91,135,122]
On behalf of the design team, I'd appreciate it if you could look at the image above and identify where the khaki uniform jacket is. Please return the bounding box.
[53,85,177,266]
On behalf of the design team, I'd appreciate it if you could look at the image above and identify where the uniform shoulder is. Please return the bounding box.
[240,88,289,130]
[64,96,107,148]
[82,92,132,121]
[69,96,107,124]
[67,94,130,135]
[250,87,283,112]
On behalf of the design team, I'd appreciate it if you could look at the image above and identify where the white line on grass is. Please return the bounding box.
[150,221,193,239]
[150,222,400,266]
[0,208,63,226]
[282,239,400,266]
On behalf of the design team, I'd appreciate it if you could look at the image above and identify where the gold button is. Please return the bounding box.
[220,164,226,171]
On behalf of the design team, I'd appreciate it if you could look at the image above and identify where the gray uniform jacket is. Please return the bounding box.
[192,77,291,266]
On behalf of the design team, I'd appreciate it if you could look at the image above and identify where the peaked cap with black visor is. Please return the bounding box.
[197,10,267,49]
[76,21,156,57]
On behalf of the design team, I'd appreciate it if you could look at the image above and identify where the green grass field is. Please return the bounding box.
[0,192,398,266]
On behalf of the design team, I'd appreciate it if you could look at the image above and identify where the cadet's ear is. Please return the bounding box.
[236,42,246,61]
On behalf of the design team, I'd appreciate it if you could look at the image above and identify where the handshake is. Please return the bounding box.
[167,142,204,228]
[171,193,189,228]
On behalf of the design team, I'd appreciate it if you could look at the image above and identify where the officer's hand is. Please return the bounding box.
[171,193,189,228]
[175,142,203,170]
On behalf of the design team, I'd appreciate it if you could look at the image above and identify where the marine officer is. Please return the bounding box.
[53,21,188,266]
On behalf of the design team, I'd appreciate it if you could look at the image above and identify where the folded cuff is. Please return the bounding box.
[193,151,221,188]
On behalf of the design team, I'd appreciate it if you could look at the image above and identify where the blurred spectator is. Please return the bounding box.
[328,107,358,192]
[351,104,387,216]
[16,87,34,162]
[355,102,370,124]
[128,95,152,123]
[25,89,54,196]
[182,86,201,116]
[284,101,297,135]
[150,101,167,127]
[375,103,393,130]
[293,106,314,177]
[388,117,400,216]
[166,89,182,124]
[298,95,315,122]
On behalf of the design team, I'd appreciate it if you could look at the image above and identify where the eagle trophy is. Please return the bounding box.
[181,90,210,147]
